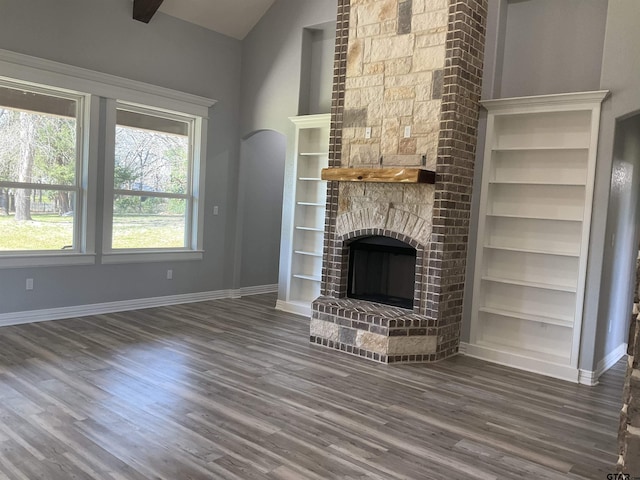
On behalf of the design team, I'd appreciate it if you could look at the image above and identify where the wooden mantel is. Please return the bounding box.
[321,167,435,184]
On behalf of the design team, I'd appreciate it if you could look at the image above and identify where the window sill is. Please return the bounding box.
[101,250,204,264]
[0,253,96,269]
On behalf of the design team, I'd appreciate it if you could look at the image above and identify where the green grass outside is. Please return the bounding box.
[0,214,185,251]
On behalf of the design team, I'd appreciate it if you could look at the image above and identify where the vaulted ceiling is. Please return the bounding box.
[133,0,276,40]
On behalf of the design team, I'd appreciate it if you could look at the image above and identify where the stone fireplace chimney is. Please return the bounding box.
[310,0,488,363]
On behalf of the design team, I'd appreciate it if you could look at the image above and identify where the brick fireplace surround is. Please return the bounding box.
[310,0,488,363]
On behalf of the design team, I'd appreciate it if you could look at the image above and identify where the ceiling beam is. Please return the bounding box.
[133,0,164,24]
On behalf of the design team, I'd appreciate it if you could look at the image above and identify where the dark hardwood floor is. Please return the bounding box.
[0,293,624,479]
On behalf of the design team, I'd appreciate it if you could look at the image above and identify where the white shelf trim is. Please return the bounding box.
[293,274,321,282]
[481,276,577,292]
[481,90,609,112]
[299,152,329,156]
[296,226,324,232]
[460,343,578,383]
[294,250,323,257]
[491,146,589,152]
[486,213,583,222]
[296,202,325,207]
[489,180,586,186]
[483,244,580,257]
[479,306,574,328]
[275,299,312,317]
[298,177,323,181]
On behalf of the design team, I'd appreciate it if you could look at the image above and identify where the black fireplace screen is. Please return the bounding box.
[347,236,416,309]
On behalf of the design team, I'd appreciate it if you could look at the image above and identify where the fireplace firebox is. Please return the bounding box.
[347,236,416,309]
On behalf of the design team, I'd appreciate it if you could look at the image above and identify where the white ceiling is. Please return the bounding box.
[158,0,276,40]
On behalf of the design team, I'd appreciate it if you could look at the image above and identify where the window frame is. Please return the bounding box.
[0,77,97,268]
[0,48,215,268]
[101,99,207,264]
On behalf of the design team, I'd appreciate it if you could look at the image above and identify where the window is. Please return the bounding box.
[0,49,213,267]
[0,79,94,265]
[103,102,205,262]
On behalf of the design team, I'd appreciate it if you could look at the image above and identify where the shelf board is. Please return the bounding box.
[479,306,573,328]
[492,146,589,152]
[294,250,323,257]
[486,213,583,222]
[489,180,586,186]
[298,177,323,181]
[484,244,580,257]
[295,226,324,232]
[299,152,329,156]
[293,274,321,282]
[321,167,435,184]
[481,276,577,293]
[296,202,325,207]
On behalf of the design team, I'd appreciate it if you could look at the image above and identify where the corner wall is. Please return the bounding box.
[239,0,337,298]
[0,0,243,314]
[590,0,640,371]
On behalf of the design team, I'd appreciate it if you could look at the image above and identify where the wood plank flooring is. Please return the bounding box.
[0,293,625,479]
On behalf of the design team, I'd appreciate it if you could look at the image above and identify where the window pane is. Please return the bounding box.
[115,111,189,195]
[0,86,77,186]
[0,188,75,251]
[112,195,186,249]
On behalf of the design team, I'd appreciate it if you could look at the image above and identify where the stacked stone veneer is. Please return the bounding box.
[312,0,487,364]
[618,257,640,474]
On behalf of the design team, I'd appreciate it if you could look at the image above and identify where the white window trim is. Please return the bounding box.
[102,100,208,264]
[0,83,98,269]
[0,48,215,268]
[0,48,215,116]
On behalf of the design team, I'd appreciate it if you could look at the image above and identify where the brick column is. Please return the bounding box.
[427,0,487,359]
[619,259,640,473]
[321,0,350,299]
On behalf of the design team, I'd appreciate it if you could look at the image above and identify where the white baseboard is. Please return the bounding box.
[0,284,277,328]
[236,284,278,297]
[579,342,628,386]
[275,299,312,317]
[460,341,628,386]
[459,342,580,384]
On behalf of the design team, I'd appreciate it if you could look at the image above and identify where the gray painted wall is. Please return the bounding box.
[594,115,640,366]
[300,24,336,116]
[0,0,338,313]
[0,0,242,313]
[236,131,287,288]
[240,0,337,137]
[239,0,336,297]
[591,0,640,367]
[499,0,607,98]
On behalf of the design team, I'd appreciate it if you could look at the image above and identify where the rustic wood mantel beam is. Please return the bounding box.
[133,0,164,23]
[321,167,436,184]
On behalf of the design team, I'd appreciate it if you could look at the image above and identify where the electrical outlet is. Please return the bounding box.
[365,127,372,139]
[404,126,411,138]
[213,206,219,215]
[26,278,33,290]
[167,269,173,280]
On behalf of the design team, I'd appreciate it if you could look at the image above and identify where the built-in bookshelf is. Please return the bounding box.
[276,114,330,316]
[467,91,608,382]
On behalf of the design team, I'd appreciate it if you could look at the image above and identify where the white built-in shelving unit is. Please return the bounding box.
[466,91,608,382]
[276,114,330,316]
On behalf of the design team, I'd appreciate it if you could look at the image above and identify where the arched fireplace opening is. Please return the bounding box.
[347,236,416,309]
